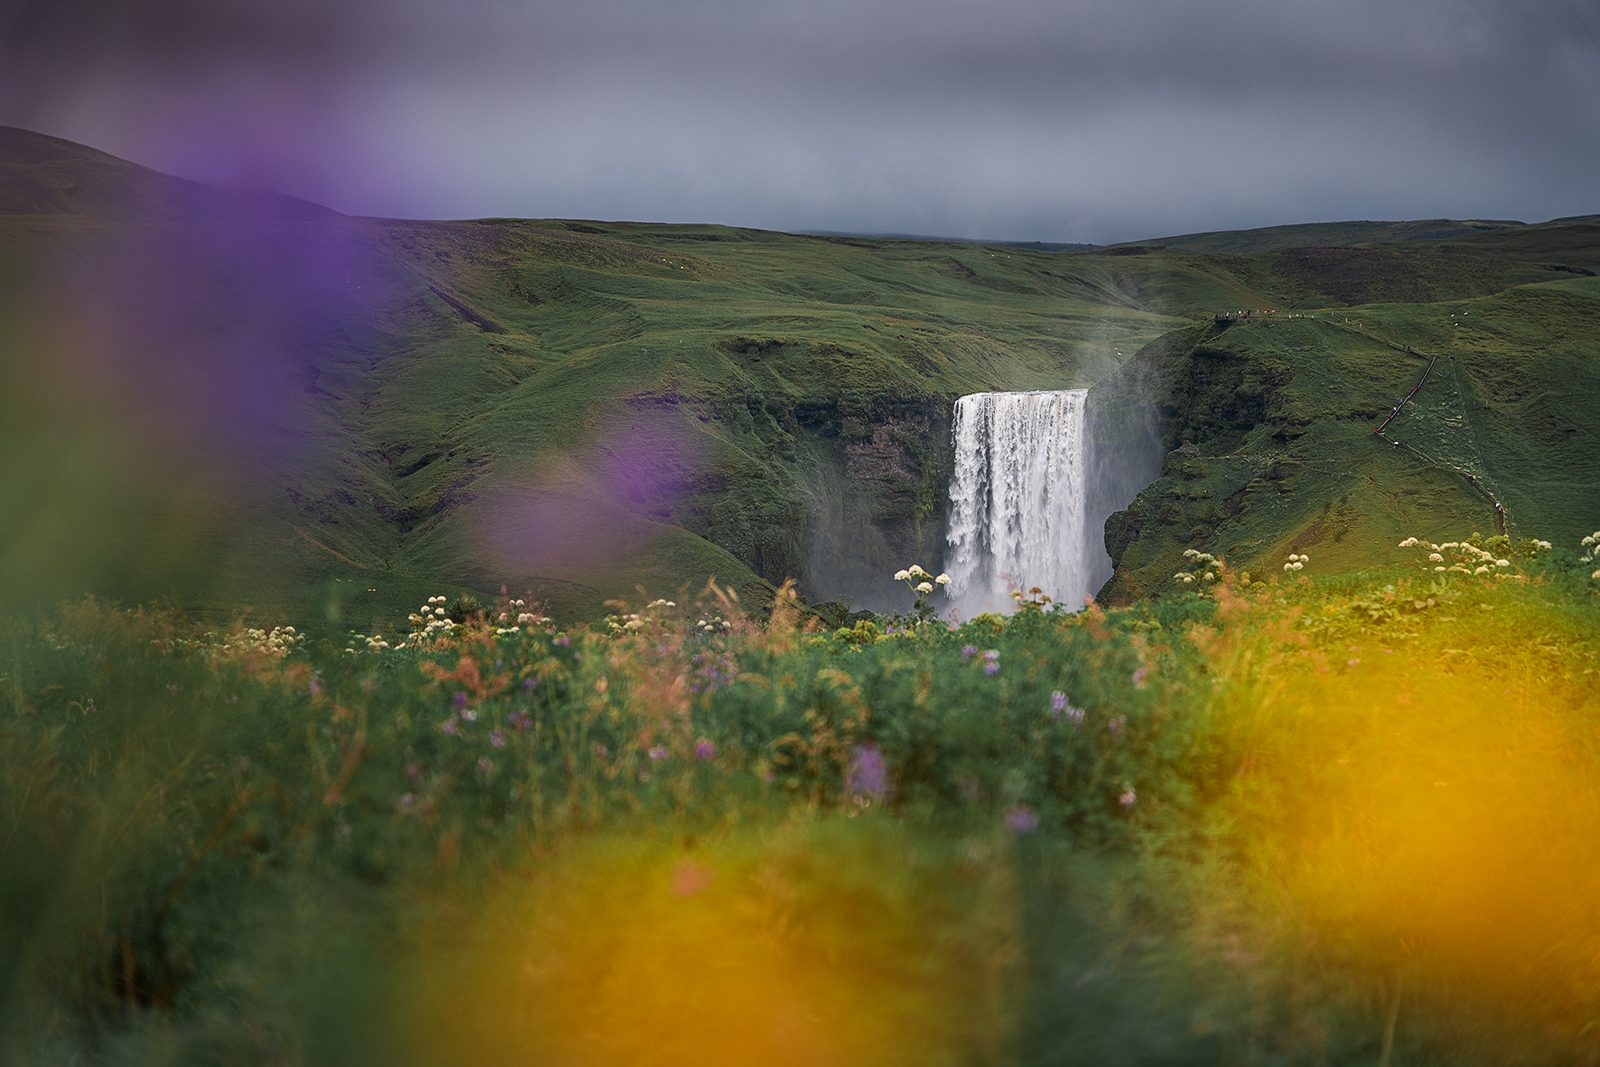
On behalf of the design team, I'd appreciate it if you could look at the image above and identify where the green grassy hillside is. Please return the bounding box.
[1093,278,1600,601]
[0,131,1196,624]
[1,128,1595,625]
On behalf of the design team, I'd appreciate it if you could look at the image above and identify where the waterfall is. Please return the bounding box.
[945,390,1091,617]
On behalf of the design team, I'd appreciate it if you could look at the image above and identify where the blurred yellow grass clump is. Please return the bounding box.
[403,820,1017,1067]
[1195,578,1600,1036]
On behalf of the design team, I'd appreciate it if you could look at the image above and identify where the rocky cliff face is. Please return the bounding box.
[1088,320,1308,603]
[674,391,954,613]
[796,398,953,612]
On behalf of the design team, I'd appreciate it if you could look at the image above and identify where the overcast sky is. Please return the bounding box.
[2,0,1597,243]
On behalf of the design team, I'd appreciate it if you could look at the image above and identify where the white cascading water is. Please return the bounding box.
[945,390,1091,617]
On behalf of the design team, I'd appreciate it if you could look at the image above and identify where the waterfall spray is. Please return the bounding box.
[945,390,1091,617]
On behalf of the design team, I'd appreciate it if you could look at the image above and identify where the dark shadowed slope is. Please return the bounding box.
[0,126,339,220]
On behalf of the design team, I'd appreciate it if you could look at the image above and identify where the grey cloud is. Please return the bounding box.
[2,0,1596,241]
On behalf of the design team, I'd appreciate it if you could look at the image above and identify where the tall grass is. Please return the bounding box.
[2,558,1597,1064]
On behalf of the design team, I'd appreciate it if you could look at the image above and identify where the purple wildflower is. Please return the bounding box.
[523,676,539,691]
[1006,806,1040,834]
[1131,667,1148,689]
[507,709,532,731]
[554,634,571,646]
[1050,691,1068,714]
[983,649,1000,661]
[1107,715,1126,737]
[985,662,1001,675]
[961,645,978,661]
[490,728,506,749]
[476,757,492,775]
[648,746,668,760]
[1118,788,1137,808]
[847,744,889,798]
[452,692,468,708]
[441,718,459,736]
[695,740,716,761]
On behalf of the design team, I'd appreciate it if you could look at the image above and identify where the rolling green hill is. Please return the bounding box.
[1,127,1595,625]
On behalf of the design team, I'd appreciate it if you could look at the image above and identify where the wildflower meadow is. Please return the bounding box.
[2,534,1599,1065]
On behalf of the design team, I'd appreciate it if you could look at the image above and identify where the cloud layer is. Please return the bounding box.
[3,0,1597,241]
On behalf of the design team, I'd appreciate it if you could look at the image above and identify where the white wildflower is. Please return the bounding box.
[1496,559,1510,567]
[1427,552,1444,562]
[916,581,934,593]
[935,573,952,585]
[894,569,910,581]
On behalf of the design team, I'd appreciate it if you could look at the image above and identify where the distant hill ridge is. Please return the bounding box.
[1109,218,1533,255]
[0,126,339,221]
[792,217,1600,257]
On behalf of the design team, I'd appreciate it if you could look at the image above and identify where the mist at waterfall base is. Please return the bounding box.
[945,390,1162,619]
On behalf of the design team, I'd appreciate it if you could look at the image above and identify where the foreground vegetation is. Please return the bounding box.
[3,536,1598,1065]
